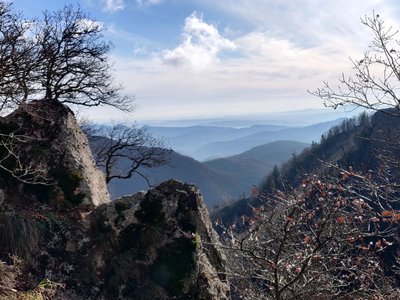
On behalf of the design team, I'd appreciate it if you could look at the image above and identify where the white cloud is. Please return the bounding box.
[104,0,125,12]
[160,13,236,70]
[110,28,362,120]
[77,19,104,32]
[198,0,400,47]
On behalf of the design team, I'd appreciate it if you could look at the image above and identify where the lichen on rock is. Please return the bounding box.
[86,179,230,299]
[0,100,110,207]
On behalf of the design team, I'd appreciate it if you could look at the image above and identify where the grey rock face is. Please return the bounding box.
[81,179,230,299]
[32,180,230,299]
[2,100,110,207]
[0,101,229,299]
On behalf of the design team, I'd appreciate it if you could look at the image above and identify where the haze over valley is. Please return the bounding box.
[104,111,349,207]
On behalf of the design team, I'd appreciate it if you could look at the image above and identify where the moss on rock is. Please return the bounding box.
[56,169,85,206]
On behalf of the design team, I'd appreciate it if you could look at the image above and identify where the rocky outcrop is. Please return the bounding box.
[0,179,230,299]
[0,100,110,207]
[86,179,230,299]
[0,100,229,299]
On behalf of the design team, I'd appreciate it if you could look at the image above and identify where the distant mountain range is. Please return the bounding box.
[94,116,349,208]
[144,119,343,160]
[214,111,400,223]
[107,140,309,209]
[204,140,309,194]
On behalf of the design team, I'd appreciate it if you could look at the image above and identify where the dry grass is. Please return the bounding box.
[0,213,39,263]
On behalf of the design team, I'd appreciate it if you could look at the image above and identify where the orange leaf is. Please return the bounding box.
[382,211,394,217]
[269,262,276,269]
[337,216,346,224]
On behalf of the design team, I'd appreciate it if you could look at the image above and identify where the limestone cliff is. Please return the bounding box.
[0,100,110,207]
[0,101,229,299]
[83,180,230,299]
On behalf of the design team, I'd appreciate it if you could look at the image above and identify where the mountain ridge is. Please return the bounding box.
[107,140,309,208]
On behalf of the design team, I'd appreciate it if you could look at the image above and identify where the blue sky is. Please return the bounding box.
[11,0,400,122]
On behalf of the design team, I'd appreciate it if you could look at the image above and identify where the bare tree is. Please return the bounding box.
[0,3,135,184]
[218,169,400,300]
[0,3,133,113]
[310,13,400,116]
[83,123,169,184]
[0,130,51,184]
[31,5,133,111]
[0,2,34,112]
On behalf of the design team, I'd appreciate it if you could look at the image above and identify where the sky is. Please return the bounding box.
[10,0,400,122]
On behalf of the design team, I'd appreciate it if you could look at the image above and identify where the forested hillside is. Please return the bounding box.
[215,112,379,221]
[204,140,308,200]
[261,112,374,192]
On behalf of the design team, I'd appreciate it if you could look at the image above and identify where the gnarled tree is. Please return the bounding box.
[0,3,133,113]
[0,3,134,184]
[32,5,132,111]
[84,123,168,185]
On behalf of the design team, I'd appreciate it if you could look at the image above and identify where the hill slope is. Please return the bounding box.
[105,141,308,209]
[143,124,288,160]
[214,111,400,222]
[204,140,309,193]
[144,119,343,161]
[107,150,247,208]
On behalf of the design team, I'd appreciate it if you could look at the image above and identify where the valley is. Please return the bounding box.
[105,115,348,208]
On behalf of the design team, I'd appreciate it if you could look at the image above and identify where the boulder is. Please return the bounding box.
[80,179,230,299]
